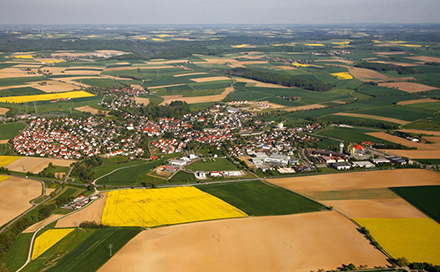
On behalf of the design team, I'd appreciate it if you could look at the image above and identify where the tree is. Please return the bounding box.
[396,257,409,267]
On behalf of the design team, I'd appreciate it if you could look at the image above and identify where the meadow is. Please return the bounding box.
[186,158,240,171]
[315,126,396,144]
[0,122,26,140]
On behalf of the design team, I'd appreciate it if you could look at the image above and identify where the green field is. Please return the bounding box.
[0,87,44,97]
[168,171,196,183]
[0,122,26,140]
[2,233,33,271]
[186,158,240,172]
[390,186,440,224]
[402,120,440,131]
[0,76,47,87]
[96,155,177,185]
[196,180,326,216]
[42,228,141,272]
[301,188,400,201]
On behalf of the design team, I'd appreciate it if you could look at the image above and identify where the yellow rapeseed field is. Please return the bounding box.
[156,34,173,38]
[14,55,33,59]
[305,43,325,46]
[401,44,422,47]
[32,228,74,260]
[292,62,309,67]
[331,72,354,80]
[101,187,247,228]
[152,38,164,41]
[0,175,10,183]
[355,218,440,264]
[0,91,94,104]
[232,44,249,48]
[0,156,20,167]
[332,41,351,45]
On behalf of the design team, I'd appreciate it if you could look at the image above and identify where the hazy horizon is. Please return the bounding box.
[1,0,440,25]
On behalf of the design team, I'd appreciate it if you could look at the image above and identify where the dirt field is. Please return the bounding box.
[367,132,440,150]
[6,157,75,174]
[399,129,440,136]
[333,112,410,125]
[284,104,327,112]
[269,169,440,192]
[237,156,255,168]
[45,187,56,196]
[55,193,107,228]
[134,97,150,106]
[378,82,437,93]
[370,61,418,67]
[33,80,79,93]
[316,58,354,65]
[406,56,440,63]
[159,87,234,105]
[173,72,208,77]
[0,67,41,79]
[190,76,231,83]
[380,150,440,159]
[99,211,388,272]
[75,106,108,116]
[322,199,428,218]
[104,66,174,72]
[348,67,389,81]
[148,84,186,89]
[397,98,439,105]
[23,214,64,233]
[0,176,42,226]
[0,107,9,114]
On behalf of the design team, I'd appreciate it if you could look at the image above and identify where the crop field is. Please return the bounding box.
[101,187,247,228]
[315,126,396,144]
[268,169,440,192]
[0,155,20,167]
[0,176,42,226]
[332,113,410,125]
[378,82,438,93]
[0,90,94,103]
[300,188,400,201]
[158,86,234,105]
[186,158,240,171]
[0,122,26,140]
[42,228,141,272]
[331,72,353,80]
[100,211,389,272]
[355,218,440,264]
[390,186,440,224]
[6,157,75,173]
[196,180,326,216]
[32,228,74,260]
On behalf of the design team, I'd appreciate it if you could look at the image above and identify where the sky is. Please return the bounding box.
[1,0,440,25]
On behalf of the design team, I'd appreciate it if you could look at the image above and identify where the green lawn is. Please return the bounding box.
[390,185,440,224]
[43,228,142,272]
[0,122,27,140]
[169,171,196,183]
[186,158,240,172]
[196,180,326,216]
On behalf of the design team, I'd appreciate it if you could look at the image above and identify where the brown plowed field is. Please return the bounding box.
[399,129,440,136]
[34,81,79,93]
[148,83,185,89]
[190,76,231,83]
[234,77,290,88]
[159,87,234,105]
[322,199,428,218]
[380,150,440,159]
[134,97,150,106]
[55,193,107,228]
[99,211,389,272]
[75,106,109,116]
[173,72,208,77]
[397,98,439,105]
[378,82,437,93]
[0,107,9,114]
[406,56,440,62]
[268,169,440,192]
[0,176,42,226]
[0,68,41,79]
[6,157,75,174]
[333,112,410,125]
[367,132,440,150]
[349,67,389,81]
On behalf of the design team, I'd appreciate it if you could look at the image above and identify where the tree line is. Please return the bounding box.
[354,62,423,75]
[226,67,333,92]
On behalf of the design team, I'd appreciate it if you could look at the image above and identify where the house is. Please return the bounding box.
[223,171,242,177]
[195,171,206,179]
[371,158,390,164]
[163,166,177,172]
[210,171,222,177]
[332,162,351,170]
[352,161,375,168]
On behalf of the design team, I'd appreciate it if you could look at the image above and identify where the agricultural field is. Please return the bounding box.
[101,187,247,227]
[0,176,42,226]
[0,155,20,167]
[355,218,440,264]
[0,122,26,140]
[100,212,389,272]
[5,157,75,174]
[196,180,326,216]
[186,157,240,171]
[32,228,74,259]
[0,90,94,103]
[315,126,396,144]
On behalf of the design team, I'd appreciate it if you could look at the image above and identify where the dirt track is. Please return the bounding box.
[269,169,440,192]
[99,211,389,272]
[0,176,42,226]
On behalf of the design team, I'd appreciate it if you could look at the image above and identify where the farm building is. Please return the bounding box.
[352,161,375,168]
[169,159,187,166]
[195,171,206,179]
[332,162,351,170]
[277,167,296,174]
[210,171,222,177]
[371,158,391,164]
[163,166,177,172]
[385,156,407,165]
[223,171,242,177]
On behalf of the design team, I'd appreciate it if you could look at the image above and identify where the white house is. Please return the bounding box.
[169,159,187,166]
[352,161,375,168]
